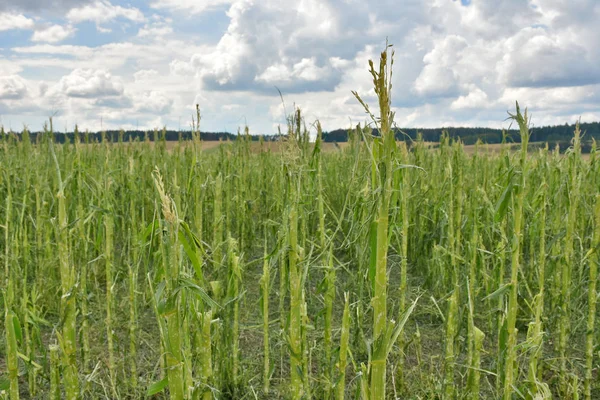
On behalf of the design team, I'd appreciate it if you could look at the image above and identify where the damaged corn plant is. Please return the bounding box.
[1,45,600,400]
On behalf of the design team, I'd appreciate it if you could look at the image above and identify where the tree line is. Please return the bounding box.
[323,121,600,144]
[2,120,599,150]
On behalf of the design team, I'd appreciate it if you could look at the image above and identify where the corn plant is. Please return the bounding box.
[503,103,530,400]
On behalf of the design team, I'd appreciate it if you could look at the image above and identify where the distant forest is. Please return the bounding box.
[2,120,599,149]
[324,121,600,145]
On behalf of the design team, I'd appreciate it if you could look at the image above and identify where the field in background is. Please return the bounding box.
[162,138,588,158]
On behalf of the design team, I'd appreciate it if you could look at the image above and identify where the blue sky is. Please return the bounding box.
[0,0,599,134]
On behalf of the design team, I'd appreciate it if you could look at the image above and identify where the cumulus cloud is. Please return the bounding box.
[255,57,343,92]
[66,1,144,25]
[137,19,173,38]
[0,60,23,76]
[176,0,371,93]
[31,24,76,43]
[0,0,93,13]
[413,35,468,98]
[499,27,600,88]
[3,0,600,133]
[12,40,196,73]
[499,85,600,110]
[457,0,541,39]
[134,69,160,82]
[0,74,43,117]
[134,91,173,114]
[451,86,489,110]
[93,95,133,109]
[85,87,173,116]
[150,0,233,15]
[0,13,34,31]
[0,75,29,99]
[170,59,195,76]
[55,69,124,98]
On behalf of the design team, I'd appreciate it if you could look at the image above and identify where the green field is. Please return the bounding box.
[1,51,600,400]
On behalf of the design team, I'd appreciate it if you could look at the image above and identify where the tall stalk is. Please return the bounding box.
[153,169,185,400]
[336,292,350,400]
[323,243,336,399]
[226,236,241,389]
[3,183,19,399]
[559,123,581,394]
[466,202,481,398]
[49,344,60,400]
[443,159,459,399]
[288,195,304,399]
[353,43,396,400]
[213,174,223,269]
[75,174,91,376]
[396,157,410,392]
[261,234,270,394]
[584,195,600,399]
[528,179,547,394]
[104,188,116,389]
[128,158,139,392]
[50,137,79,400]
[5,307,19,400]
[503,103,529,400]
[199,310,213,400]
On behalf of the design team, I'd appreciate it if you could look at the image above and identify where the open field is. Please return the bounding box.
[1,117,600,400]
[154,139,349,153]
[157,139,591,159]
[2,52,600,400]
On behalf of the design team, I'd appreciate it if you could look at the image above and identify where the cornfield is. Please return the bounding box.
[1,47,600,400]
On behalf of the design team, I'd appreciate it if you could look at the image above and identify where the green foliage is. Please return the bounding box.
[0,60,598,400]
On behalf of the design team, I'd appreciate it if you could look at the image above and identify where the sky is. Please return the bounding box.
[0,0,599,134]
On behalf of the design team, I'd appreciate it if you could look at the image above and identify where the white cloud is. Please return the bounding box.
[451,86,489,110]
[0,13,34,31]
[66,1,144,25]
[498,27,600,88]
[499,85,600,110]
[0,0,95,13]
[3,0,600,133]
[0,60,22,76]
[12,40,205,73]
[177,0,366,93]
[134,90,173,114]
[293,58,331,82]
[13,44,93,56]
[256,63,290,83]
[137,18,173,38]
[55,69,124,98]
[134,69,159,82]
[93,94,133,109]
[413,64,461,98]
[457,0,541,39]
[96,25,111,33]
[137,25,172,37]
[413,35,468,98]
[150,0,233,15]
[0,75,29,99]
[31,24,76,43]
[193,4,255,89]
[256,58,337,84]
[169,59,196,76]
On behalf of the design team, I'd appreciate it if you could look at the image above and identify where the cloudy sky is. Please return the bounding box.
[0,0,599,134]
